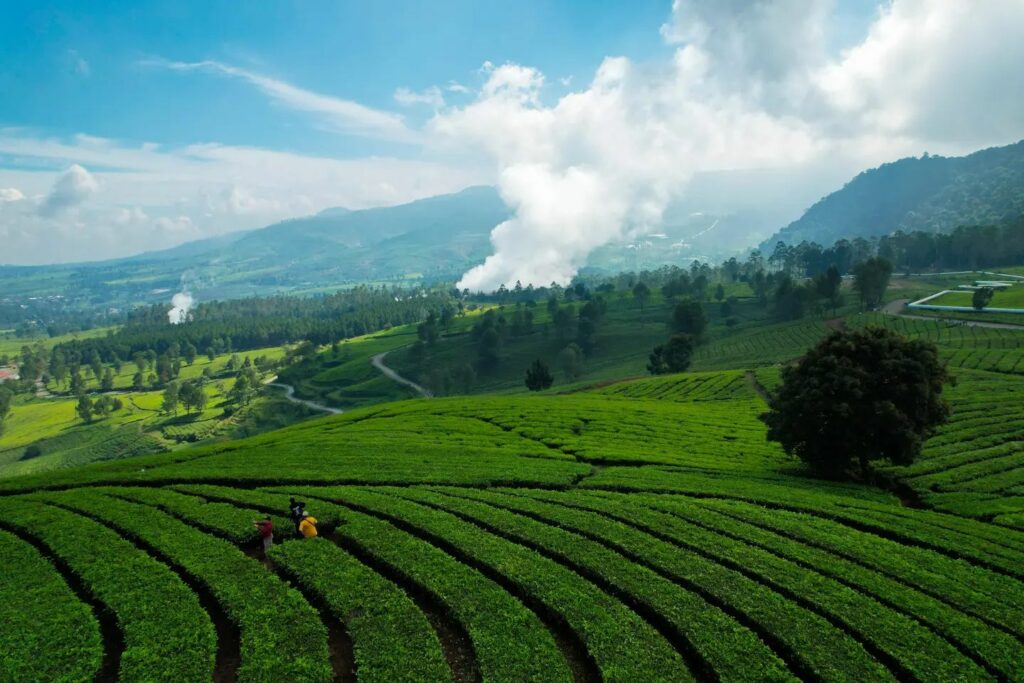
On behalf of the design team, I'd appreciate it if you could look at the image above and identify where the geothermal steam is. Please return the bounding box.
[168,292,194,324]
[439,0,1024,292]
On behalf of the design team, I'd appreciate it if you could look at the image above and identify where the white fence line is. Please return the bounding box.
[906,289,1024,315]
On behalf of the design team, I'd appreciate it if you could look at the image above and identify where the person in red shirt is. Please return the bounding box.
[253,517,273,552]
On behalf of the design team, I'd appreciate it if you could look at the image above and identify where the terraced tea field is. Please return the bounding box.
[849,314,1024,375]
[3,372,1024,682]
[881,368,1024,528]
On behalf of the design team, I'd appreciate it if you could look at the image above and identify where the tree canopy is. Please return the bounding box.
[972,287,994,310]
[524,359,554,392]
[670,299,707,338]
[761,327,949,480]
[853,257,893,308]
[647,334,694,375]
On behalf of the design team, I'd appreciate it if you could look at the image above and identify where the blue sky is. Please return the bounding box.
[0,1,880,161]
[2,1,677,159]
[1,1,1022,276]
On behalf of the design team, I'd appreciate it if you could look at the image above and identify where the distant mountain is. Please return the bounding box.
[762,139,1024,249]
[0,186,509,311]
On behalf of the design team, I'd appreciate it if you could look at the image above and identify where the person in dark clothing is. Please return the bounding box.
[289,498,305,536]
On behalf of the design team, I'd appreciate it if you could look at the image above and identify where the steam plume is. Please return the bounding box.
[168,292,194,324]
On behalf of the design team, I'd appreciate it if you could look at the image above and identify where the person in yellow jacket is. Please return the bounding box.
[298,513,318,538]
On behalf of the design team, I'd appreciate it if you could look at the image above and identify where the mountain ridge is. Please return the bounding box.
[762,139,1024,249]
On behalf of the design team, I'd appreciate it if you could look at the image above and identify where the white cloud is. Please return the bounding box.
[480,62,545,102]
[446,81,472,94]
[0,188,25,202]
[37,164,98,216]
[151,59,419,143]
[0,131,484,264]
[437,0,1024,291]
[815,0,1024,145]
[394,86,445,109]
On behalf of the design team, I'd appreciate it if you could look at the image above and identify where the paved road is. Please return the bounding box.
[882,299,1024,330]
[266,381,343,415]
[371,351,433,398]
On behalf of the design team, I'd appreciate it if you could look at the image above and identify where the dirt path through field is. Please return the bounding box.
[882,299,1024,330]
[371,351,433,398]
[264,380,343,415]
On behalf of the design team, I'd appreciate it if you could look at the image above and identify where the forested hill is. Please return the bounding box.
[763,139,1024,248]
[0,186,509,323]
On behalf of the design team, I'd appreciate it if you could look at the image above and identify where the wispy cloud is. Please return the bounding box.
[394,86,444,109]
[146,59,420,144]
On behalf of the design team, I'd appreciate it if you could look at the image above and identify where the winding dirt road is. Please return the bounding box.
[371,352,433,398]
[265,381,344,415]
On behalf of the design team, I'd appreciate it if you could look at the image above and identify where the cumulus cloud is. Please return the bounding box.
[438,0,1024,291]
[37,164,98,217]
[815,0,1024,145]
[151,59,419,143]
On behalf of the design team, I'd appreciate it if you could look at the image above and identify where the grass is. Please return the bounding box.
[927,287,1024,309]
[0,326,118,358]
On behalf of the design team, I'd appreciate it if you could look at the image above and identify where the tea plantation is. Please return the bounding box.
[3,361,1024,682]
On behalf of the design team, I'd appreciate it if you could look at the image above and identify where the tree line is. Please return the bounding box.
[767,214,1024,277]
[49,286,453,370]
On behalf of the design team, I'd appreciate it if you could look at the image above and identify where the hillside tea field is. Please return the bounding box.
[3,368,1024,682]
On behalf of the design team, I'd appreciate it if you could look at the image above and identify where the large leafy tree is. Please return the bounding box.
[761,327,949,480]
[972,287,994,310]
[670,299,707,338]
[647,334,694,375]
[852,257,893,308]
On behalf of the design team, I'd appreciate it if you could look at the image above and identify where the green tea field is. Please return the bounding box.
[3,363,1024,682]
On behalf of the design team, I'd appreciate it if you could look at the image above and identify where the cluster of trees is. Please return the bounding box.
[766,214,1024,278]
[647,298,707,375]
[766,238,876,278]
[878,216,1024,271]
[161,379,209,416]
[75,394,124,423]
[51,286,454,370]
[160,356,262,419]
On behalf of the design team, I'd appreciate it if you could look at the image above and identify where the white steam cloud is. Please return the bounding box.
[437,0,1024,291]
[168,292,194,324]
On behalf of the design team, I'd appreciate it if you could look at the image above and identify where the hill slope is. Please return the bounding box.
[3,376,1024,682]
[763,139,1024,248]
